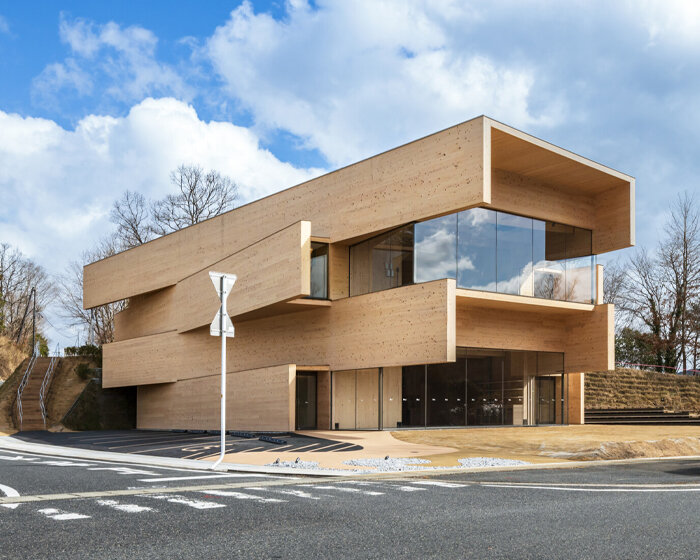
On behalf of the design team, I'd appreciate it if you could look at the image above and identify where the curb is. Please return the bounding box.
[2,435,699,479]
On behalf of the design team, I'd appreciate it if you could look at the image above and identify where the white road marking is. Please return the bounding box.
[311,485,384,496]
[483,484,700,493]
[395,486,427,492]
[201,490,286,503]
[0,483,20,510]
[89,467,157,476]
[244,487,320,500]
[138,473,267,482]
[410,481,466,488]
[37,508,90,521]
[145,494,226,509]
[38,461,93,467]
[96,499,155,513]
[0,454,39,462]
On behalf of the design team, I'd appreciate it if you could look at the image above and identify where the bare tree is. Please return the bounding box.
[110,190,152,249]
[150,164,238,235]
[57,236,126,345]
[659,193,700,372]
[0,243,53,351]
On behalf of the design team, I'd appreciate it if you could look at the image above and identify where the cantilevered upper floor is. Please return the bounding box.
[84,115,634,316]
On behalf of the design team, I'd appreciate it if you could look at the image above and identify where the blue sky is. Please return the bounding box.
[1,0,699,348]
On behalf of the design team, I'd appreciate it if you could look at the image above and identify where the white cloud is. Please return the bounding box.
[0,15,9,35]
[205,0,559,166]
[0,97,322,274]
[32,15,192,107]
[631,0,700,48]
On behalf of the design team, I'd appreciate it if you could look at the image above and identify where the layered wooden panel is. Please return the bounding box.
[113,286,176,342]
[175,220,311,332]
[136,364,295,431]
[84,119,486,307]
[564,304,614,373]
[455,293,613,375]
[102,279,456,388]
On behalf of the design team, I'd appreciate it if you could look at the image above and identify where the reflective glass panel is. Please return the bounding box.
[414,214,457,283]
[457,208,497,290]
[401,365,425,427]
[309,242,329,299]
[497,213,533,296]
[426,360,466,426]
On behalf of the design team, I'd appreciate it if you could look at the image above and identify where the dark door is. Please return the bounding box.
[536,377,556,424]
[296,373,317,430]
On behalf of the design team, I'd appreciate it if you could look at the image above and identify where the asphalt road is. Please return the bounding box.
[1,448,699,559]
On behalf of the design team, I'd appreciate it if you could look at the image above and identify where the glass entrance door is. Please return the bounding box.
[296,373,317,430]
[535,377,556,424]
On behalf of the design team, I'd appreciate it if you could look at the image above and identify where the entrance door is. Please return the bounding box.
[535,377,556,424]
[296,373,317,430]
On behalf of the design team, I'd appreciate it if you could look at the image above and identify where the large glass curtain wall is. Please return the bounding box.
[397,349,566,428]
[350,208,595,303]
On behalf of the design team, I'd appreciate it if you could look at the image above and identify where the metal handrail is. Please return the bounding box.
[39,345,61,428]
[16,352,38,430]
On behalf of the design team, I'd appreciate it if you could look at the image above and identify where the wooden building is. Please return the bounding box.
[83,116,634,431]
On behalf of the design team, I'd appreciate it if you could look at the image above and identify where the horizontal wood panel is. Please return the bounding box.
[456,302,567,353]
[175,221,311,332]
[113,286,176,342]
[565,304,614,373]
[84,119,486,307]
[489,169,595,231]
[102,280,456,388]
[136,364,295,431]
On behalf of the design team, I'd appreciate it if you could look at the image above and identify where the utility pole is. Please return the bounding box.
[32,287,36,354]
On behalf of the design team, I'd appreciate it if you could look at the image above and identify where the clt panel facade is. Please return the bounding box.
[85,116,634,431]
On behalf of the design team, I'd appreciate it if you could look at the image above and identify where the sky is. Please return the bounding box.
[1,0,699,349]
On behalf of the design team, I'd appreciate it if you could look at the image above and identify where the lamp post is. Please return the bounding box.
[208,271,236,470]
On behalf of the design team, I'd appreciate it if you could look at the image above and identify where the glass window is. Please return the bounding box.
[497,213,534,296]
[533,220,566,300]
[350,225,414,296]
[401,365,425,427]
[457,208,497,291]
[309,242,329,299]
[426,360,466,426]
[414,214,457,283]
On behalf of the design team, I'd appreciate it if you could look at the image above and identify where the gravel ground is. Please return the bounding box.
[264,456,531,472]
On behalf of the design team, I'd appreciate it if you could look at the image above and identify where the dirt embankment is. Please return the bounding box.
[0,335,27,382]
[586,368,700,412]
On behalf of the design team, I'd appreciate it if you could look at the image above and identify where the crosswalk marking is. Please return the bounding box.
[138,473,267,482]
[145,494,226,509]
[396,486,427,492]
[311,485,384,496]
[410,480,466,488]
[37,507,90,521]
[245,487,320,500]
[96,499,155,513]
[89,467,157,476]
[201,490,286,503]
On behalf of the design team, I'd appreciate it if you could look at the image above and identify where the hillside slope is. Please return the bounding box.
[586,368,700,413]
[0,335,27,382]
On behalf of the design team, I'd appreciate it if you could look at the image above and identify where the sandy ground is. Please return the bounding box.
[391,424,700,465]
[201,425,700,470]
